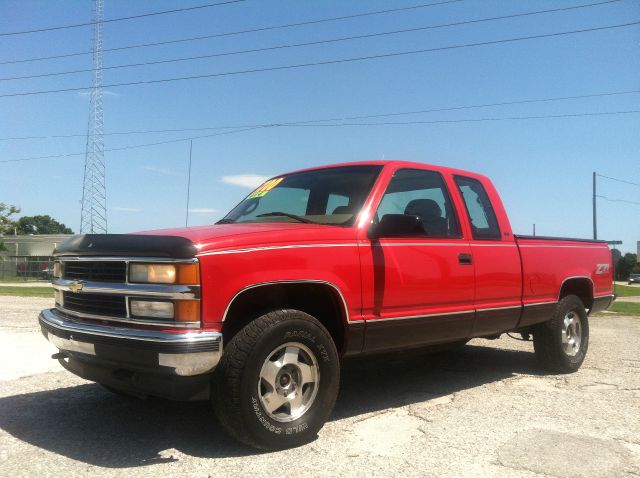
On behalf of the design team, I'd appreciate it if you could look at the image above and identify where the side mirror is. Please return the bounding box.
[369,214,423,239]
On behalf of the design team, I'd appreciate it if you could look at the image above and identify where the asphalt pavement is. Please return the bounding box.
[1,296,639,477]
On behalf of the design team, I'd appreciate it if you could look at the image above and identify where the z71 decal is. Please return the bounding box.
[595,263,610,275]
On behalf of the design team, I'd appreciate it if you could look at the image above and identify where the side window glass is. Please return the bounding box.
[455,176,501,240]
[375,169,460,238]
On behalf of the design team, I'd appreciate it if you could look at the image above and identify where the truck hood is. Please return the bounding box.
[135,222,355,255]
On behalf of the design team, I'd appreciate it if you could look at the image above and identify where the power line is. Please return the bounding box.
[284,109,640,127]
[1,89,639,142]
[1,20,638,99]
[0,0,462,64]
[597,173,640,187]
[0,0,246,37]
[1,109,638,164]
[0,0,624,82]
[0,126,268,163]
[596,195,640,205]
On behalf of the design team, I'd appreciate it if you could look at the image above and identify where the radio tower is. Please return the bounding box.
[80,0,107,234]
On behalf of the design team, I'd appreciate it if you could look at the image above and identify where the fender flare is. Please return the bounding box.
[221,279,352,324]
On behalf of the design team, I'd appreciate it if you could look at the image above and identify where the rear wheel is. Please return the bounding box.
[213,309,340,450]
[533,295,589,373]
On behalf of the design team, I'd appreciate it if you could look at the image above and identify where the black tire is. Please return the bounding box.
[533,295,589,373]
[213,309,340,450]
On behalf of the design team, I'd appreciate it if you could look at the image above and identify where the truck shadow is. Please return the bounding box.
[335,341,541,419]
[0,342,541,467]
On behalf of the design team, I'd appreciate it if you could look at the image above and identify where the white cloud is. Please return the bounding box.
[111,207,141,212]
[142,165,180,176]
[188,208,217,214]
[221,174,270,189]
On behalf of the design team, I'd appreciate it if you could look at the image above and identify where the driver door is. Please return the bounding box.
[360,168,475,353]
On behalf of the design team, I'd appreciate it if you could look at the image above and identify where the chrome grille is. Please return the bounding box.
[63,292,127,317]
[63,261,127,283]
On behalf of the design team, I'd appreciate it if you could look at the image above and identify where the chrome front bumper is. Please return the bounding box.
[39,308,222,377]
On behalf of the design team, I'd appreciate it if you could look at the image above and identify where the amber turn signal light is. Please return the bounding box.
[176,263,200,285]
[175,300,201,323]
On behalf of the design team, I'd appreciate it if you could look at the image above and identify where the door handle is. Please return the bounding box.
[458,253,473,265]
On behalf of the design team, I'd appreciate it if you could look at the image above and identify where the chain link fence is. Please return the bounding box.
[0,257,54,282]
[0,234,72,282]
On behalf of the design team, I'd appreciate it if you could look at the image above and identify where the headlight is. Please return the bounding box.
[53,262,62,279]
[128,263,199,284]
[130,264,176,284]
[130,300,174,319]
[129,299,200,323]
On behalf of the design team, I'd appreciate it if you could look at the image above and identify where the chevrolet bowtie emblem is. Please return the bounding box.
[68,281,85,293]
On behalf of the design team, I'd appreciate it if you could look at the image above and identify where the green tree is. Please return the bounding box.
[0,203,20,257]
[15,215,73,235]
[0,202,20,261]
[616,253,639,280]
[0,203,20,235]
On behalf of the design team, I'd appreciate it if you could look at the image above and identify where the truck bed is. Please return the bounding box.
[514,235,614,326]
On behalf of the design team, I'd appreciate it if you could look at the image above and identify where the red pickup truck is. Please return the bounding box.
[40,160,614,449]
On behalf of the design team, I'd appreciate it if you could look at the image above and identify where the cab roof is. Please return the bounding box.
[280,160,489,182]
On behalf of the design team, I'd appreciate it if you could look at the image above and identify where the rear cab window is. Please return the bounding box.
[454,175,501,240]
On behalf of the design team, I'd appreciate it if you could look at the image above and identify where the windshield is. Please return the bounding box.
[219,165,382,226]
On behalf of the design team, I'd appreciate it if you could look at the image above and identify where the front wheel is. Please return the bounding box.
[213,310,340,450]
[533,295,589,373]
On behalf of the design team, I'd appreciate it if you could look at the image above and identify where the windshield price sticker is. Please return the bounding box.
[248,177,284,199]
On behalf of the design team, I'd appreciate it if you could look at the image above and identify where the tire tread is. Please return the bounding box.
[213,309,336,450]
[533,295,588,373]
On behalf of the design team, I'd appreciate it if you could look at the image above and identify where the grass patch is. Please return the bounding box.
[614,284,640,297]
[608,301,640,316]
[0,286,54,298]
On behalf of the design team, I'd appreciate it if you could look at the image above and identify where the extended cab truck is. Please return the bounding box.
[40,161,614,450]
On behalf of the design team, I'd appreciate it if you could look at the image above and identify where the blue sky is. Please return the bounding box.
[1,0,638,252]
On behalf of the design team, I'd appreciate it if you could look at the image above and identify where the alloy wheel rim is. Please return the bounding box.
[561,311,582,357]
[258,342,320,423]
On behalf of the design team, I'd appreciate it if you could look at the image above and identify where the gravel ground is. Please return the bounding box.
[1,296,639,478]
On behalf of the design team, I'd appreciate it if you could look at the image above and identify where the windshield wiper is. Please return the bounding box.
[215,218,236,224]
[256,212,315,223]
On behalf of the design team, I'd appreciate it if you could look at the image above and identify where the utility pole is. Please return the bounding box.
[592,171,597,240]
[80,0,107,234]
[185,140,193,227]
[533,224,536,236]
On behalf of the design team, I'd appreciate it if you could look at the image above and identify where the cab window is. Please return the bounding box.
[376,168,460,238]
[454,175,501,240]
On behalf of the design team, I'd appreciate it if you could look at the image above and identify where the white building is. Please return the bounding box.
[0,234,73,280]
